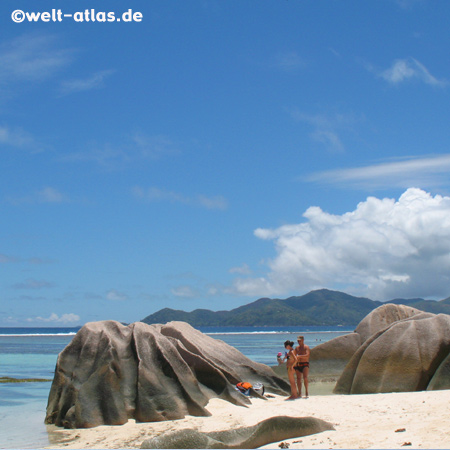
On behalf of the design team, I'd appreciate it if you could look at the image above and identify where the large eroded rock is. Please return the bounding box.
[45,321,289,428]
[310,304,435,380]
[334,313,450,394]
[310,332,361,378]
[354,303,432,343]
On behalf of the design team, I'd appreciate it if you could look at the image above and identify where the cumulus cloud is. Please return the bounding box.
[27,313,80,323]
[231,188,450,300]
[378,58,446,87]
[305,154,450,190]
[133,186,228,211]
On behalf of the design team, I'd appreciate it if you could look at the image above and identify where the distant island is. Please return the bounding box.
[141,288,450,327]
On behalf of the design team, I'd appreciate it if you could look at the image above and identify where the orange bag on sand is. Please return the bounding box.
[236,382,253,391]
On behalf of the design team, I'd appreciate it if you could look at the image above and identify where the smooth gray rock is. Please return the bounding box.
[427,352,450,390]
[310,332,361,377]
[309,304,435,386]
[355,303,428,343]
[160,321,288,396]
[45,320,289,428]
[140,416,335,449]
[335,313,450,394]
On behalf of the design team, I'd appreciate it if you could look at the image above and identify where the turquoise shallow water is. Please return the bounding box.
[0,325,353,449]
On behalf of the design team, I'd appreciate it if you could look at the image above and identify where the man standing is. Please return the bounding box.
[294,335,310,398]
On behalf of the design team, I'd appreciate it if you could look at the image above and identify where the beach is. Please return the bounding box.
[3,325,450,449]
[44,389,450,449]
[0,326,350,448]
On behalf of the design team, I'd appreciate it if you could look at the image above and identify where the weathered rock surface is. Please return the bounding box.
[45,320,289,429]
[140,416,335,449]
[354,303,432,343]
[334,313,450,394]
[310,332,361,377]
[427,352,450,390]
[308,303,450,394]
[307,306,411,379]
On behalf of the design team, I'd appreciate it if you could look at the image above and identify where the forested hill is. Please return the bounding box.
[141,289,450,327]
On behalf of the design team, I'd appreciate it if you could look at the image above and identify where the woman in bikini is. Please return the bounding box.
[283,340,299,400]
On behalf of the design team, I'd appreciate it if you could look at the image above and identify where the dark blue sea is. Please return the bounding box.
[0,325,353,448]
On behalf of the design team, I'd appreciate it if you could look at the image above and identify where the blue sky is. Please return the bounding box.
[1,0,450,326]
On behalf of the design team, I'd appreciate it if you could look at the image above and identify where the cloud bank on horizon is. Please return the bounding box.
[232,188,450,301]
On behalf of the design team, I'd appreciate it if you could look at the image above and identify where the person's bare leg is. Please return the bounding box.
[286,368,298,400]
[303,366,309,398]
[296,370,303,398]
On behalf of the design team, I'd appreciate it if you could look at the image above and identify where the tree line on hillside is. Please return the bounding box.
[141,289,450,327]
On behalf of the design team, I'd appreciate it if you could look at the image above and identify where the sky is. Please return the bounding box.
[1,0,450,326]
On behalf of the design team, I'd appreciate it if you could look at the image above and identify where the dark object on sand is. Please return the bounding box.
[45,320,289,428]
[140,416,334,449]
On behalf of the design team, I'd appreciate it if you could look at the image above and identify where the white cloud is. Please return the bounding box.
[63,134,179,168]
[37,187,67,203]
[0,125,35,149]
[305,154,450,190]
[272,51,306,72]
[106,289,128,301]
[171,285,199,298]
[7,187,68,205]
[12,279,54,289]
[0,33,72,84]
[229,263,252,275]
[231,188,450,300]
[131,133,180,160]
[291,110,362,152]
[133,186,228,211]
[59,69,115,95]
[27,313,80,324]
[379,58,446,87]
[395,0,424,10]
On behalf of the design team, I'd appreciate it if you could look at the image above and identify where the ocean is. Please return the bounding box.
[0,325,353,449]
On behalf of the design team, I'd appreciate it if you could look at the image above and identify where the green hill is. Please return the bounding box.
[141,288,450,327]
[283,289,382,325]
[141,289,450,327]
[389,297,450,315]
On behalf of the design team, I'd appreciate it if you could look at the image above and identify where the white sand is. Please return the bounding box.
[45,389,450,449]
